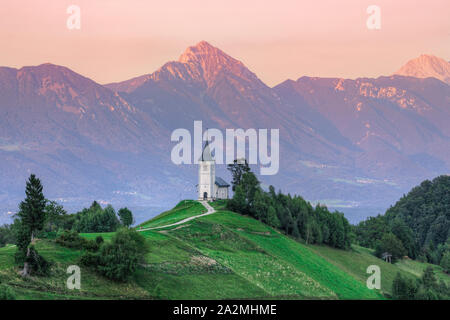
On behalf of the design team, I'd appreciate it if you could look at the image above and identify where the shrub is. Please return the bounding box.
[375,233,407,262]
[83,228,148,281]
[440,251,450,273]
[56,230,84,248]
[95,236,104,245]
[392,272,417,300]
[56,230,99,251]
[79,251,101,267]
[41,231,57,239]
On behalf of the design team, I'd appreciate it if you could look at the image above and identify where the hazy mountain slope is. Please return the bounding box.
[274,76,450,183]
[0,64,173,217]
[0,43,449,224]
[106,42,352,150]
[0,63,164,151]
[106,42,372,213]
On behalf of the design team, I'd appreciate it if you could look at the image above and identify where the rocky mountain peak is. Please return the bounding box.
[394,54,450,84]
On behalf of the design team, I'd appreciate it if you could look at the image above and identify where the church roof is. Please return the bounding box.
[199,140,214,161]
[215,176,230,187]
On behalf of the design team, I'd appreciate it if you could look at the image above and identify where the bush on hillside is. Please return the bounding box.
[392,267,449,300]
[95,236,104,245]
[375,233,407,263]
[56,230,99,251]
[440,251,450,273]
[79,251,101,267]
[80,228,148,281]
[392,272,417,300]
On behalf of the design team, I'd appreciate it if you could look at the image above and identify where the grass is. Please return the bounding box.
[0,240,151,299]
[209,199,228,210]
[136,200,206,229]
[306,244,417,296]
[0,241,151,300]
[133,269,267,300]
[139,230,196,264]
[1,200,446,300]
[162,210,383,299]
[396,259,449,286]
[80,232,115,241]
[0,245,16,270]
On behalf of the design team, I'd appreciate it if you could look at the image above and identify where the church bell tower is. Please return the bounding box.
[198,140,215,201]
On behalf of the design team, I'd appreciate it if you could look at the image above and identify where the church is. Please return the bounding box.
[198,140,230,201]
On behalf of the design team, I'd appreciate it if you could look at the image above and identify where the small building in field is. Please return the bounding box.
[198,140,230,201]
[382,252,392,263]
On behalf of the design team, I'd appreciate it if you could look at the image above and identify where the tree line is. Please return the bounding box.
[0,174,146,282]
[226,160,352,249]
[0,188,136,250]
[392,266,449,300]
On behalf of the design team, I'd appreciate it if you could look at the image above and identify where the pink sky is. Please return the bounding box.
[1,0,449,86]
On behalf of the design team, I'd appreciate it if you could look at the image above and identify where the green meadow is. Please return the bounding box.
[137,200,206,229]
[0,200,447,300]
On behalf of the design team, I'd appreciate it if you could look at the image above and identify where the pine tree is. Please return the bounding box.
[267,206,280,228]
[392,272,417,299]
[227,159,250,191]
[16,174,47,276]
[421,266,437,289]
[240,172,260,211]
[228,185,247,213]
[252,189,267,221]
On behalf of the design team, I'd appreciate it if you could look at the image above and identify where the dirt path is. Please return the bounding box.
[137,201,216,232]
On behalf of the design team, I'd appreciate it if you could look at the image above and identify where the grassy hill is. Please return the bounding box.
[1,200,446,300]
[136,200,206,229]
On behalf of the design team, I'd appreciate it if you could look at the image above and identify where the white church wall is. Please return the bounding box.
[198,160,215,200]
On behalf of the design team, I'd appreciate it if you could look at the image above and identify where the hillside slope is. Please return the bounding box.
[2,201,445,299]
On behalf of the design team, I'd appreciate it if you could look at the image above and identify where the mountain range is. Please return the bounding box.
[1,41,449,223]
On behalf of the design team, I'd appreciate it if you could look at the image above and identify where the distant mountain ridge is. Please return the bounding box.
[0,63,171,220]
[0,42,449,223]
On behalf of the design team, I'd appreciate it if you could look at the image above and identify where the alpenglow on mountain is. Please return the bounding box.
[394,54,450,84]
[0,41,449,223]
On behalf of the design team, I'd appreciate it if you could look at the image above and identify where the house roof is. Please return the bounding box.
[215,176,230,187]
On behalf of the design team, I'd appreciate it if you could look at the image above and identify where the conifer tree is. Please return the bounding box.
[16,174,47,276]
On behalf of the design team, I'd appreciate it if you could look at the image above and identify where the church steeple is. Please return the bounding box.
[198,139,215,201]
[197,137,230,201]
[199,140,214,161]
